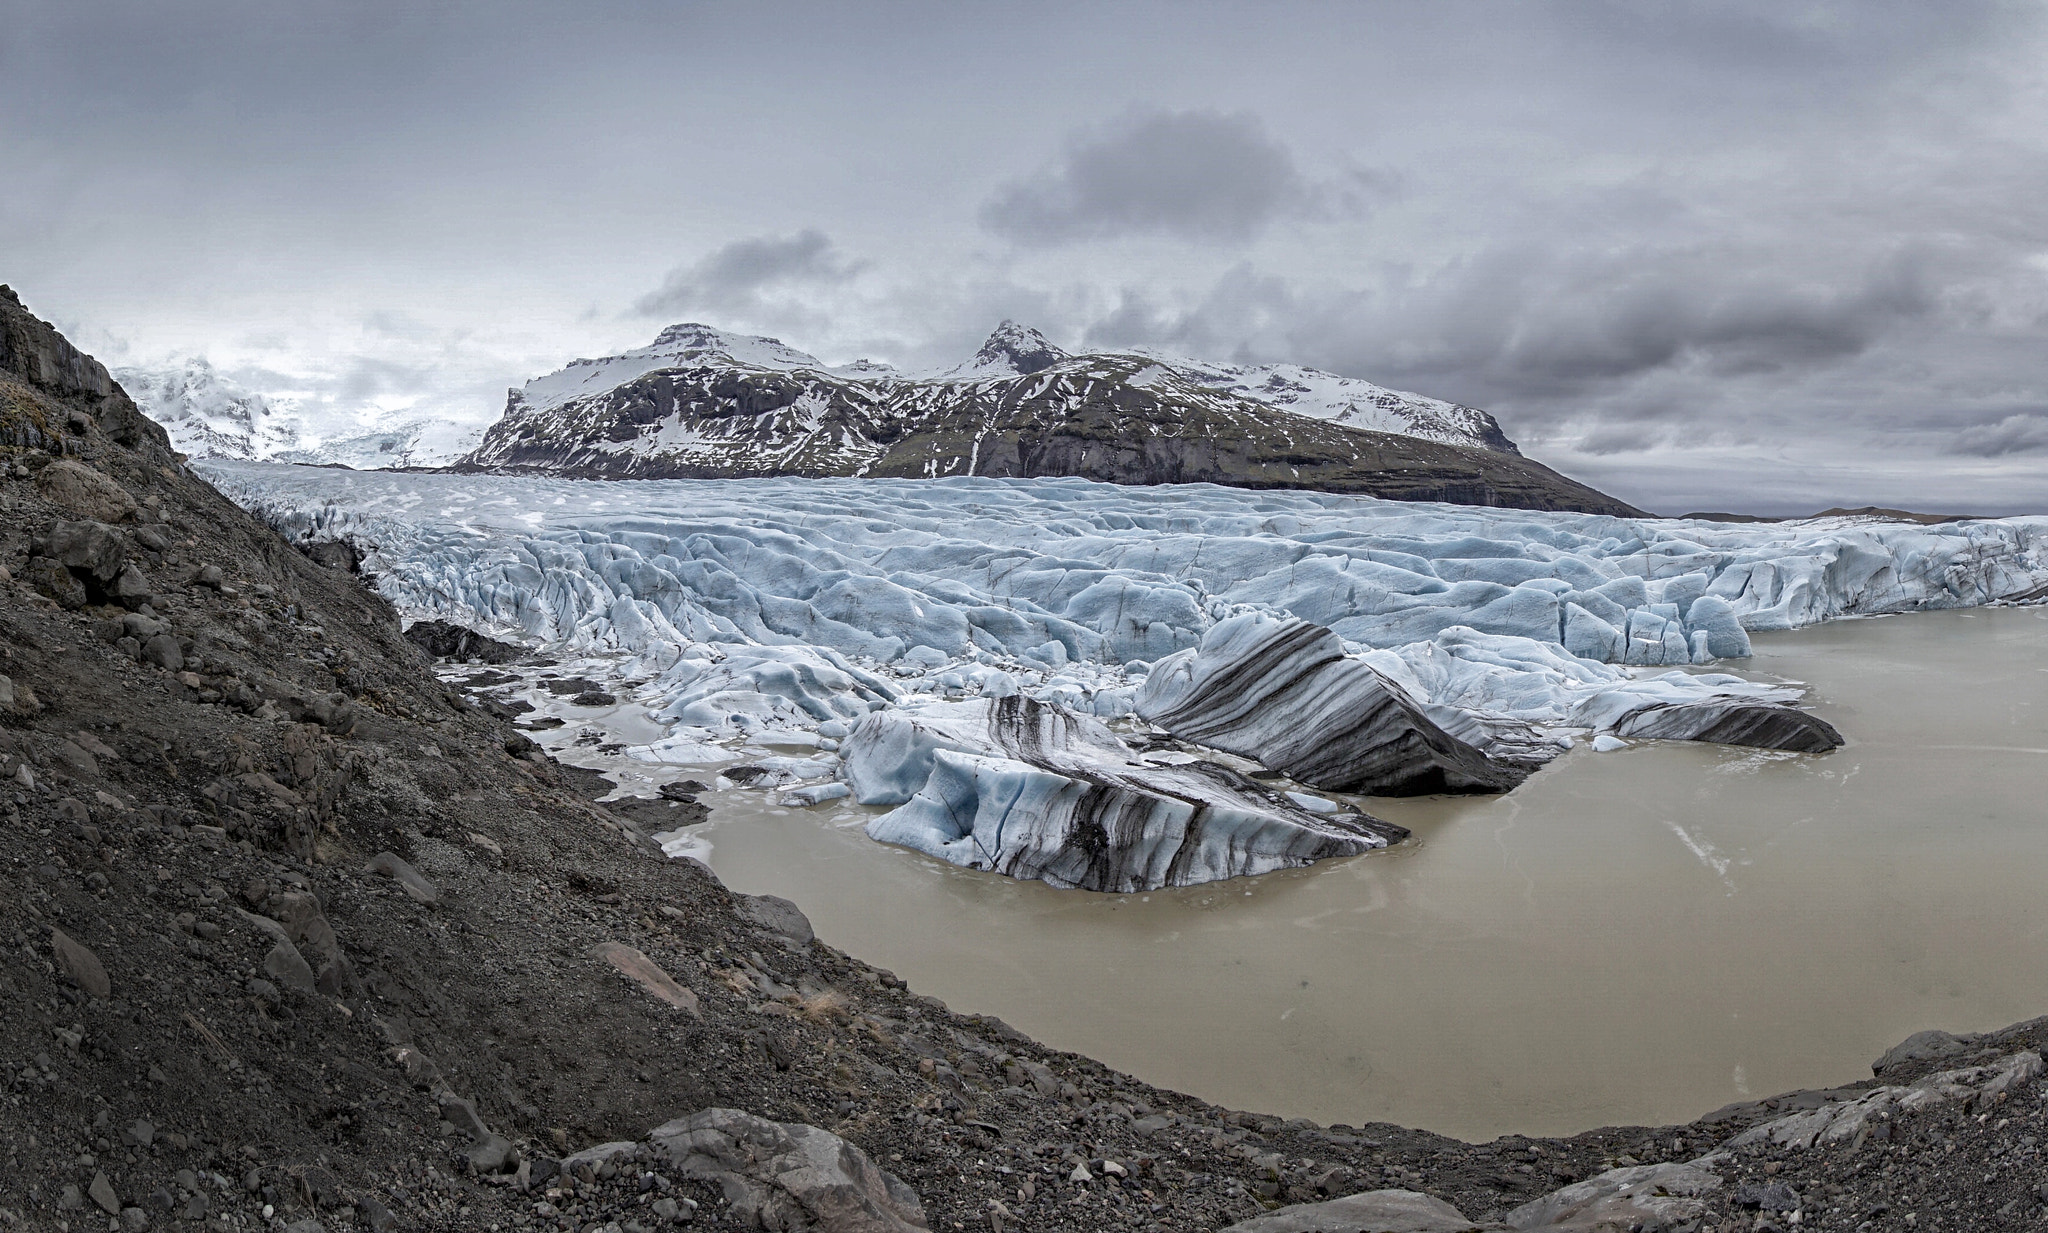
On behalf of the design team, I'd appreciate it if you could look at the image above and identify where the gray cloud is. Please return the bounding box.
[8,1,2048,514]
[1951,412,2048,457]
[635,230,865,320]
[980,110,1322,246]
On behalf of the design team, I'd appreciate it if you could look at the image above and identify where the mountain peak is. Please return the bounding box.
[970,321,1067,376]
[652,321,751,350]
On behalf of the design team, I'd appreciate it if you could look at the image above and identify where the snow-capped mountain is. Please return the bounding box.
[117,359,481,469]
[459,321,1633,514]
[115,359,307,462]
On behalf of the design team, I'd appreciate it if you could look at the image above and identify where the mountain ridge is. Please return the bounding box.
[457,321,1637,515]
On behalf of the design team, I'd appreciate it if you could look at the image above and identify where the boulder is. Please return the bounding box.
[111,562,153,609]
[1220,1189,1500,1232]
[36,460,137,522]
[42,519,128,583]
[649,1108,929,1232]
[301,539,361,573]
[738,894,815,946]
[142,635,184,672]
[292,692,357,734]
[51,739,101,779]
[1875,1028,1978,1076]
[1136,613,1527,795]
[1503,1162,1721,1230]
[404,619,525,664]
[22,557,88,609]
[51,928,111,999]
[261,941,317,993]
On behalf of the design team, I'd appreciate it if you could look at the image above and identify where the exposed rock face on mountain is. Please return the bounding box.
[456,322,1641,515]
[1136,614,1531,796]
[844,695,1406,891]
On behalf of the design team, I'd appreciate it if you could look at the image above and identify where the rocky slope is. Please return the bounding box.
[0,283,2033,1230]
[455,322,1641,515]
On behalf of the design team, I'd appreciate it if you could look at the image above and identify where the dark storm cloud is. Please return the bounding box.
[980,110,1331,246]
[635,230,865,320]
[1087,236,1969,412]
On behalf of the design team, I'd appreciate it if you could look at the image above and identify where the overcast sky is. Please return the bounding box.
[8,1,2048,515]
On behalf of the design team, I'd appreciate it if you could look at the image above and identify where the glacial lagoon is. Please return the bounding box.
[665,605,2048,1141]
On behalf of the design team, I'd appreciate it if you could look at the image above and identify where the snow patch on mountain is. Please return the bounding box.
[512,322,899,418]
[1126,351,1521,453]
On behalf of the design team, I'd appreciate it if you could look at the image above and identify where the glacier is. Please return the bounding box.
[199,461,2048,887]
[118,357,482,468]
[841,695,1403,891]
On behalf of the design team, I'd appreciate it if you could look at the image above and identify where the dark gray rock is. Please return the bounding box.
[1137,614,1527,795]
[143,634,184,672]
[356,1196,396,1232]
[89,1170,121,1215]
[739,894,815,946]
[261,941,317,993]
[42,519,128,583]
[111,562,153,609]
[404,619,525,664]
[1874,1028,1977,1076]
[301,539,361,573]
[51,927,110,998]
[22,556,88,608]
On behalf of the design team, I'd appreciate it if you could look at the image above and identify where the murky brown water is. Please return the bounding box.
[670,606,2048,1141]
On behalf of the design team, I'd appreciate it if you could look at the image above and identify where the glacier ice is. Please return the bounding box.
[199,462,2048,885]
[845,696,1404,891]
[1134,613,1528,795]
[120,358,481,468]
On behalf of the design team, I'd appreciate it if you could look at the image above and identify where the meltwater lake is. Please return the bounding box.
[675,604,2048,1141]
